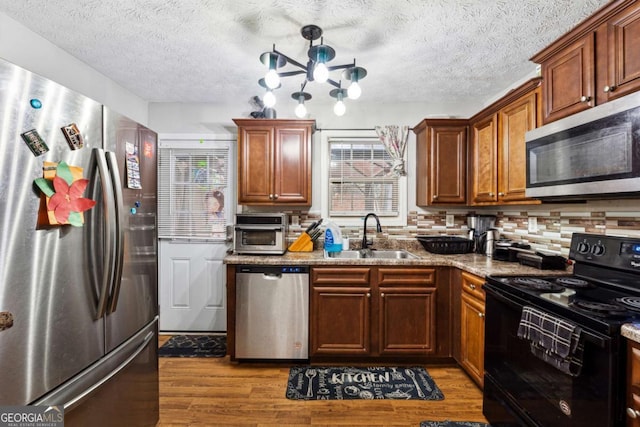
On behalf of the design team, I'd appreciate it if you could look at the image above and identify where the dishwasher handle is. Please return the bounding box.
[263,273,283,280]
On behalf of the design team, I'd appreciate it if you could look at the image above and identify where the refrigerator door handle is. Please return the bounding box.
[94,148,117,320]
[52,331,154,412]
[106,151,125,314]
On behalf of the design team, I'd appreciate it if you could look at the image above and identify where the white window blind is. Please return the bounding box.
[329,138,399,216]
[158,147,229,239]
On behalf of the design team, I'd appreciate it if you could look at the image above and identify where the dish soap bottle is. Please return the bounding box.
[323,221,343,255]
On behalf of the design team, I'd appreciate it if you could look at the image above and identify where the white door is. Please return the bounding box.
[157,136,235,332]
[159,241,228,331]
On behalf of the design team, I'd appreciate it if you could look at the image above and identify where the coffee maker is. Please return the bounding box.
[466,214,496,255]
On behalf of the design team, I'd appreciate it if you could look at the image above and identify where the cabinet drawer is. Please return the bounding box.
[461,271,485,301]
[311,267,371,285]
[377,268,436,286]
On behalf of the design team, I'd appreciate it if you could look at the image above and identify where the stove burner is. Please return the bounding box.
[570,300,630,318]
[511,277,565,292]
[617,296,640,312]
[554,277,593,289]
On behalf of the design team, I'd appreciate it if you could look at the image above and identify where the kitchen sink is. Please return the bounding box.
[324,249,420,259]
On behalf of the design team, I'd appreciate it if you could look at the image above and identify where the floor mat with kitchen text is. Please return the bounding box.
[285,366,444,400]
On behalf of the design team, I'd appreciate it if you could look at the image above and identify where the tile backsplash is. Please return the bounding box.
[286,199,640,255]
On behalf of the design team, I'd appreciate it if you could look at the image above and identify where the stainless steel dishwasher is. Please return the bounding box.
[235,265,309,359]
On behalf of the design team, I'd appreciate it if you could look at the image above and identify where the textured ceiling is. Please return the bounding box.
[0,0,609,109]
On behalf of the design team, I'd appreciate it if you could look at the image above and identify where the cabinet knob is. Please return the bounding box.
[469,284,476,290]
[433,195,438,200]
[478,312,485,318]
[498,192,505,196]
[489,192,494,197]
[273,194,279,199]
[580,95,592,102]
[627,408,640,419]
[604,85,616,93]
[269,194,274,199]
[367,293,371,298]
[381,293,385,298]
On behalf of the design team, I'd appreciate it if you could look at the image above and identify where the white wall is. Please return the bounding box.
[0,12,148,125]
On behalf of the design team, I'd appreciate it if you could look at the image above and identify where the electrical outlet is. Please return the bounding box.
[528,217,538,233]
[446,214,454,227]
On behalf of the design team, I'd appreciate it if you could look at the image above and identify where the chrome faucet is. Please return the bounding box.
[361,213,382,250]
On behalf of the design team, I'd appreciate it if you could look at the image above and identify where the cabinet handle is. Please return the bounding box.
[469,284,476,290]
[489,192,494,197]
[498,192,505,196]
[580,95,591,102]
[627,408,640,419]
[367,293,371,298]
[274,194,279,199]
[381,293,385,298]
[478,313,485,318]
[604,85,616,93]
[433,195,438,200]
[269,194,274,199]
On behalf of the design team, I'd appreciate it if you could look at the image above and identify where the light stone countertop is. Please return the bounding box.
[622,323,640,344]
[223,246,572,278]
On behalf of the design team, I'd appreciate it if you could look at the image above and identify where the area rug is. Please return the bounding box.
[158,334,226,358]
[420,422,491,427]
[286,366,444,400]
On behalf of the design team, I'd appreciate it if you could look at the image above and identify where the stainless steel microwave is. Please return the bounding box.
[233,213,288,255]
[525,90,640,199]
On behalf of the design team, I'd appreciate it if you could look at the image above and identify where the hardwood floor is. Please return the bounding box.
[157,335,489,427]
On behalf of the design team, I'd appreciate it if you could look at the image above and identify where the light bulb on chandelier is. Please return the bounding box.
[257,25,367,118]
[263,90,276,108]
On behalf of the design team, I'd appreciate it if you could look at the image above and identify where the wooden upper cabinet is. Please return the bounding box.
[498,88,540,202]
[234,119,313,205]
[540,34,595,124]
[414,119,468,206]
[469,79,541,206]
[606,2,640,101]
[471,114,498,204]
[532,0,640,123]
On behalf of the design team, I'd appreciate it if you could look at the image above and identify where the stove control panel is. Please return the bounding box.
[570,233,640,271]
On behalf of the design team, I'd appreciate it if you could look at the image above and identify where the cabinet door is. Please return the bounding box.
[237,126,273,203]
[377,268,437,355]
[311,286,371,356]
[606,3,640,101]
[541,33,595,124]
[498,89,539,203]
[273,126,311,204]
[460,292,485,388]
[628,340,640,427]
[430,125,467,204]
[471,114,498,204]
[378,287,436,355]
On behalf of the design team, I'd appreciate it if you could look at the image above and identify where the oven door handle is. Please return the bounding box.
[483,283,609,350]
[234,226,283,231]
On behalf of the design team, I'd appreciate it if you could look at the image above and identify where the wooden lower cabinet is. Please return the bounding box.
[459,271,485,388]
[628,339,640,426]
[310,266,442,361]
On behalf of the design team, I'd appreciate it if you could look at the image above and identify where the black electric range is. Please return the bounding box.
[483,233,640,427]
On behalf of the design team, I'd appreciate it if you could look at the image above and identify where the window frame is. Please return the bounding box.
[320,130,407,227]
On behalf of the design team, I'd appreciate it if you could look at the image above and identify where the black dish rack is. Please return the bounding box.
[417,236,474,254]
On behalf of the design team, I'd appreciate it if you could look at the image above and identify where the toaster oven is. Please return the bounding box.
[233,213,288,255]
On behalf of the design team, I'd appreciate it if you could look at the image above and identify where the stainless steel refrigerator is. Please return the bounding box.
[0,58,159,426]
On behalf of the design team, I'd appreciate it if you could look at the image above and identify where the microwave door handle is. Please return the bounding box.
[106,151,125,314]
[93,148,117,320]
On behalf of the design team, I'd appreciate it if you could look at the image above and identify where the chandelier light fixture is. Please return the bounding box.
[258,24,367,118]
